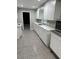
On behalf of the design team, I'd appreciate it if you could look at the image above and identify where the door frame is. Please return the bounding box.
[21,11,31,29]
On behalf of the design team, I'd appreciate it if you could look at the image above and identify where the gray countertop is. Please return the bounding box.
[34,22,61,36]
[51,30,61,37]
[34,22,55,31]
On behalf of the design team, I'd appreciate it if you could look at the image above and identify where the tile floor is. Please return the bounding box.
[17,26,57,59]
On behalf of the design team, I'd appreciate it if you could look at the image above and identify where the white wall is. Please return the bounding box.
[17,8,36,30]
[17,9,23,24]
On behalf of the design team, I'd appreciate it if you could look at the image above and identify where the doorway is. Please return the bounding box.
[23,12,30,29]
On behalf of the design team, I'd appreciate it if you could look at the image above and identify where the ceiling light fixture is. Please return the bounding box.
[37,0,41,1]
[32,6,35,8]
[21,5,23,7]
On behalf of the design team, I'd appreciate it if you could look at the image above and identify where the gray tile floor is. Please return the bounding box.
[17,26,57,59]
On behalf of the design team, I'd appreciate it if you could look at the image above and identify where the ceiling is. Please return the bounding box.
[17,0,48,9]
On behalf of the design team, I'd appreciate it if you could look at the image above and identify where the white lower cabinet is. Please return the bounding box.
[38,26,51,47]
[50,32,61,58]
[33,22,61,58]
[33,23,51,47]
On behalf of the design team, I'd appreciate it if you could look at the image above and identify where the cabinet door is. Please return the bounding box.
[50,33,61,58]
[44,0,56,20]
[38,27,51,47]
[33,23,51,47]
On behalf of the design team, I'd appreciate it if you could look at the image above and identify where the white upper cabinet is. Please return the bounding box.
[54,0,61,20]
[44,0,56,20]
[36,7,44,19]
[36,0,56,20]
[36,9,40,19]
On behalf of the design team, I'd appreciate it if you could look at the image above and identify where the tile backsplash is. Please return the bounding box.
[46,20,56,28]
[36,19,42,23]
[36,19,56,28]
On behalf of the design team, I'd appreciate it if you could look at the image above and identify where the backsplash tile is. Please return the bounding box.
[36,19,56,28]
[46,20,56,28]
